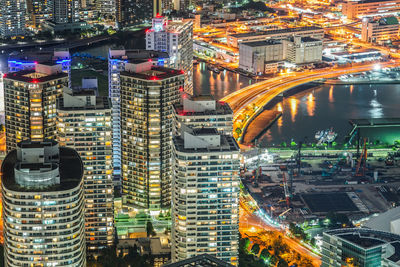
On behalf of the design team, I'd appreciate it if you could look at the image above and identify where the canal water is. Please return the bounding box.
[259,83,400,146]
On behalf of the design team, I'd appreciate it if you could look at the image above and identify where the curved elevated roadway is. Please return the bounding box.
[222,61,400,141]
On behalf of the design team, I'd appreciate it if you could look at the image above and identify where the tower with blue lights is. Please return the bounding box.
[8,49,71,86]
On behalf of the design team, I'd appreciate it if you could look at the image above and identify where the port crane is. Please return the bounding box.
[282,172,291,207]
[355,138,368,177]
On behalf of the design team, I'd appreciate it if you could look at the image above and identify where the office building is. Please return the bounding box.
[174,0,193,11]
[173,96,233,135]
[97,0,116,18]
[239,40,284,74]
[108,48,170,180]
[322,228,400,266]
[116,0,153,27]
[26,0,53,28]
[4,63,68,152]
[53,0,80,24]
[342,0,400,19]
[120,60,184,212]
[172,128,240,265]
[8,49,71,86]
[2,140,86,266]
[227,26,324,48]
[146,16,194,94]
[361,16,400,43]
[285,37,323,65]
[239,37,322,74]
[42,0,89,33]
[57,87,114,254]
[0,0,26,37]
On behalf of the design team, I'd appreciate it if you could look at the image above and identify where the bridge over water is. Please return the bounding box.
[222,61,400,146]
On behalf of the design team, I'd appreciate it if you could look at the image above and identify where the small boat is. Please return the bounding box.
[315,131,322,140]
[315,128,337,144]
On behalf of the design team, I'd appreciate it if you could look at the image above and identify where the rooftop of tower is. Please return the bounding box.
[4,64,68,84]
[120,63,184,81]
[2,141,83,192]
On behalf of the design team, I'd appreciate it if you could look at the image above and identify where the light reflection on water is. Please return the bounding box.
[260,84,400,146]
[193,62,252,100]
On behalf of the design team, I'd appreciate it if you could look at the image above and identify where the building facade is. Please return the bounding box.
[285,37,323,65]
[361,17,400,43]
[173,96,233,135]
[116,0,153,27]
[342,0,400,19]
[120,61,184,212]
[227,26,324,48]
[26,0,53,28]
[2,140,86,266]
[146,16,194,95]
[4,63,69,152]
[0,0,26,37]
[322,228,400,266]
[96,0,116,19]
[239,37,322,74]
[172,128,240,265]
[239,40,284,74]
[108,48,170,180]
[57,88,114,254]
[52,0,80,23]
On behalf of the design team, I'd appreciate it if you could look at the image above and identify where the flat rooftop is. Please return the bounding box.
[57,95,111,111]
[346,0,398,4]
[4,70,68,83]
[301,192,359,213]
[193,128,219,135]
[241,40,282,47]
[340,233,385,248]
[296,36,322,42]
[174,100,233,116]
[120,66,184,81]
[230,26,322,38]
[326,228,400,262]
[8,50,69,63]
[109,49,169,60]
[2,147,83,192]
[174,134,239,153]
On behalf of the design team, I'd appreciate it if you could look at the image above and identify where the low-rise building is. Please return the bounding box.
[342,0,400,19]
[227,26,324,48]
[285,37,323,65]
[361,17,400,43]
[321,228,400,266]
[239,40,284,74]
[239,37,322,74]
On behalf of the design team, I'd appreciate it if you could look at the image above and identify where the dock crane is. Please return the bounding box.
[282,172,291,207]
[355,138,368,177]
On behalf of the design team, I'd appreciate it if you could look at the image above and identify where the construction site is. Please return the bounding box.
[241,139,400,224]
